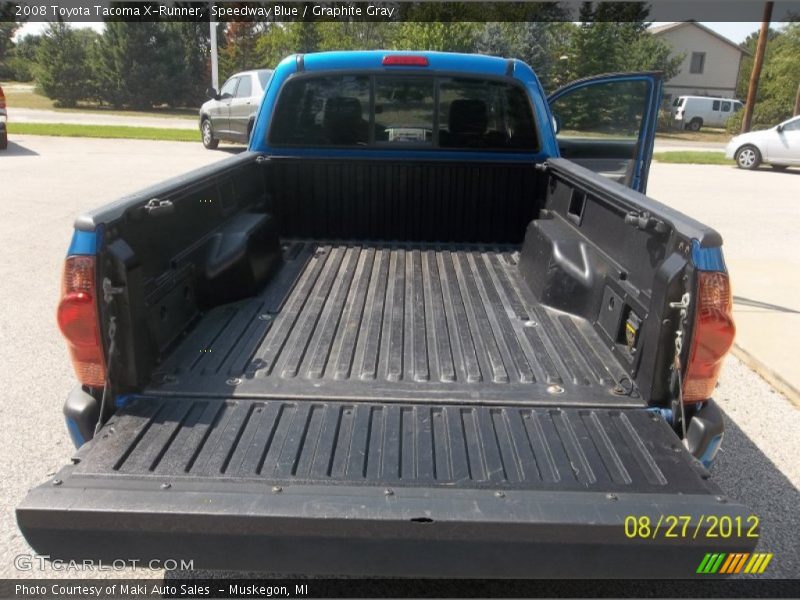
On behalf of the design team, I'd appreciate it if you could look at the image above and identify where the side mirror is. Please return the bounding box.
[776,124,784,133]
[206,87,219,101]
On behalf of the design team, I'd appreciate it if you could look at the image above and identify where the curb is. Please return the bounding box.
[731,343,800,409]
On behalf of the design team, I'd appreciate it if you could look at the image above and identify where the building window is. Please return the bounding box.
[690,52,706,74]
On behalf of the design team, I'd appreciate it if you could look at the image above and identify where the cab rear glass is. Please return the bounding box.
[269,74,539,151]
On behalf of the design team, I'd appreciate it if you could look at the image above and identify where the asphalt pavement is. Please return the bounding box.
[648,163,800,405]
[0,135,797,582]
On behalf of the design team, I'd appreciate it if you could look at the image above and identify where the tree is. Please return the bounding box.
[163,22,210,107]
[567,4,682,82]
[474,22,513,58]
[35,24,96,108]
[392,23,480,52]
[220,22,262,79]
[0,3,24,79]
[4,33,41,81]
[254,22,325,68]
[728,24,800,132]
[476,22,575,91]
[255,24,295,68]
[290,21,323,54]
[318,22,395,51]
[736,27,781,98]
[92,23,175,109]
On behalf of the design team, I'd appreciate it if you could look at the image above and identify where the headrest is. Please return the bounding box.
[448,99,488,136]
[324,97,363,125]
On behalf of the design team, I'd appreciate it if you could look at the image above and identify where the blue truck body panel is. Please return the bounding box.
[691,239,728,273]
[66,229,101,256]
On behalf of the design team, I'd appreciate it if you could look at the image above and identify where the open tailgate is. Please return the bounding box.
[18,395,754,577]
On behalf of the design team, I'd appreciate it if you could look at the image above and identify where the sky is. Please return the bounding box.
[15,21,783,44]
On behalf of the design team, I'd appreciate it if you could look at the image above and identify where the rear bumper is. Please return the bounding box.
[18,479,754,578]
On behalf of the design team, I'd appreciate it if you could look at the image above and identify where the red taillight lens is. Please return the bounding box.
[0,87,5,109]
[682,272,735,403]
[382,55,429,67]
[57,256,106,387]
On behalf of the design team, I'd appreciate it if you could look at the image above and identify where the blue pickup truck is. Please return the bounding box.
[18,51,750,577]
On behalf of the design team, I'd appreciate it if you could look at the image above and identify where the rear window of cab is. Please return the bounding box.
[269,74,539,151]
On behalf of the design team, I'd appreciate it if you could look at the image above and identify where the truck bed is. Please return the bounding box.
[150,241,638,407]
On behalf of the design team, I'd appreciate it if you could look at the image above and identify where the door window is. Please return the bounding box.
[547,73,661,192]
[712,100,721,111]
[219,77,238,99]
[721,101,731,112]
[236,75,252,98]
[782,118,800,132]
[549,79,650,141]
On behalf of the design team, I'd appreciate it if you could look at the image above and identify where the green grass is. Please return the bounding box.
[2,81,196,119]
[8,122,198,142]
[652,151,731,165]
[655,128,731,143]
[2,84,57,110]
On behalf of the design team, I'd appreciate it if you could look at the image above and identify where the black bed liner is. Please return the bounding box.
[71,397,696,491]
[20,242,756,576]
[150,241,636,406]
[18,395,754,576]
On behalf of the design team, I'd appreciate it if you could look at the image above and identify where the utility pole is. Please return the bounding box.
[794,82,800,117]
[741,1,773,133]
[210,9,219,90]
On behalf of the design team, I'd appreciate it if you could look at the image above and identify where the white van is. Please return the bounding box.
[671,96,744,131]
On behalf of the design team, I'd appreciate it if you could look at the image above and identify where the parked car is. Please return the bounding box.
[726,115,800,170]
[671,95,743,131]
[19,51,750,578]
[0,84,7,150]
[199,69,273,148]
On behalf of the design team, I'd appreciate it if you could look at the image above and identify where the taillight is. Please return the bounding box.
[57,256,106,387]
[382,55,429,67]
[682,271,735,402]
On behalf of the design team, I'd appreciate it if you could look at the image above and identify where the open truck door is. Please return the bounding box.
[548,72,662,193]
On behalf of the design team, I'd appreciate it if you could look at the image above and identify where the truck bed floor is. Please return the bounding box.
[150,241,638,406]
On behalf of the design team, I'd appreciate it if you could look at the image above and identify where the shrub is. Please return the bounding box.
[726,99,792,134]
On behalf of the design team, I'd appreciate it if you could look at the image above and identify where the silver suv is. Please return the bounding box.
[200,69,273,149]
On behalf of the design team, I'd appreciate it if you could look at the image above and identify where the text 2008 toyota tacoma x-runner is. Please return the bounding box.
[18,52,754,577]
